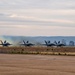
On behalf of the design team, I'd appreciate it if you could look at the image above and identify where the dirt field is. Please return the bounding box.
[0,54,75,75]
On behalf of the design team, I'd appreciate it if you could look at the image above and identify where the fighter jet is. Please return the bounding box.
[56,41,66,47]
[0,40,12,47]
[20,40,34,47]
[43,40,56,47]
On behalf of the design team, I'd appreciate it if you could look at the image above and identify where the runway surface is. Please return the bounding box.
[0,54,75,75]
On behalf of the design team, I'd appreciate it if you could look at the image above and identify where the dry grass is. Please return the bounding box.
[0,54,75,75]
[0,47,75,55]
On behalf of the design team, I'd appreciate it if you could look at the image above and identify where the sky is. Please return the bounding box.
[0,0,75,36]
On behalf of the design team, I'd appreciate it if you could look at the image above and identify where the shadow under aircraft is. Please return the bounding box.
[20,40,35,47]
[0,40,12,47]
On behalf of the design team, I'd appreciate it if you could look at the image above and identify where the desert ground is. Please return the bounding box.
[0,54,75,75]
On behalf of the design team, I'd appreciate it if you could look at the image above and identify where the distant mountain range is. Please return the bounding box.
[0,35,75,46]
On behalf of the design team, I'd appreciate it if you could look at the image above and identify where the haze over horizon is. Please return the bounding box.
[0,0,75,36]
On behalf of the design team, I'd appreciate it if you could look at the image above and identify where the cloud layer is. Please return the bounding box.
[0,0,75,36]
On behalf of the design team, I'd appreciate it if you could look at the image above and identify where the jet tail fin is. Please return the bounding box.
[45,40,47,45]
[26,41,29,43]
[0,40,3,44]
[23,40,26,44]
[4,40,6,43]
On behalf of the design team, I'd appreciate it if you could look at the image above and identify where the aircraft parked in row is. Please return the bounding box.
[44,40,66,47]
[20,40,34,47]
[0,39,74,47]
[0,40,12,47]
[44,40,56,47]
[56,41,66,47]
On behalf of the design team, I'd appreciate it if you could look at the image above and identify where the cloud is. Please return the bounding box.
[0,0,75,36]
[0,0,75,9]
[0,13,74,24]
[0,24,75,36]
